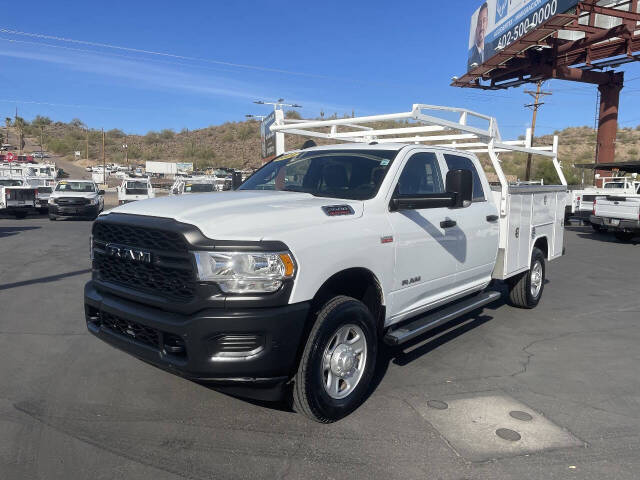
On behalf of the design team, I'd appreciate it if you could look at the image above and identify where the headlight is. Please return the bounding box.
[90,197,99,205]
[193,251,296,294]
[48,197,57,205]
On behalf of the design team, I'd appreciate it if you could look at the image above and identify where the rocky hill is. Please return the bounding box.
[7,114,640,185]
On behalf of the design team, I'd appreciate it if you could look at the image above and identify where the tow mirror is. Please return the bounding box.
[445,169,473,208]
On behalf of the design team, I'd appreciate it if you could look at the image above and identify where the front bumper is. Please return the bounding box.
[590,215,640,232]
[84,281,310,391]
[50,203,99,217]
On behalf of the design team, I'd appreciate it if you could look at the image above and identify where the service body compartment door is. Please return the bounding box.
[517,194,533,270]
[552,191,568,258]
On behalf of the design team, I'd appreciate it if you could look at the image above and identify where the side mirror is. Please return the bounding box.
[98,189,105,196]
[445,169,473,208]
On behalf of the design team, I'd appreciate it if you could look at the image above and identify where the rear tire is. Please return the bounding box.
[507,247,545,309]
[292,296,377,423]
[614,231,634,242]
[14,211,27,219]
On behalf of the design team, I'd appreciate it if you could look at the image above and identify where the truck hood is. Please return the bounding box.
[104,190,364,240]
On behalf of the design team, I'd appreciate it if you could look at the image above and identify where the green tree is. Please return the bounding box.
[32,115,52,127]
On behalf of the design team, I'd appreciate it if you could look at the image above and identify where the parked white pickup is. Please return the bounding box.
[85,105,568,422]
[591,194,640,241]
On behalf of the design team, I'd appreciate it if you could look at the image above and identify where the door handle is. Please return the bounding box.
[486,214,499,222]
[440,219,457,229]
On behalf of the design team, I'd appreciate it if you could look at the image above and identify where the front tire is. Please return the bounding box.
[293,296,377,423]
[507,247,545,309]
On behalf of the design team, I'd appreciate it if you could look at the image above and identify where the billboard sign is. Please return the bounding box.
[260,109,285,163]
[467,0,580,71]
[260,111,277,161]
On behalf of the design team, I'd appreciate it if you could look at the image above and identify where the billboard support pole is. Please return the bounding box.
[596,77,623,185]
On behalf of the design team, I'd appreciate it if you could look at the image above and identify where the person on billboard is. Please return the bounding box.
[468,2,489,69]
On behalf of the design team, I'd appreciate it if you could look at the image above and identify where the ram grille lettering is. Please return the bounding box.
[105,243,152,264]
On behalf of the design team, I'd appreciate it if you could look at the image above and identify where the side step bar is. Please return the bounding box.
[384,291,502,346]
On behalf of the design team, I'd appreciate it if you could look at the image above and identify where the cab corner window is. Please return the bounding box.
[443,154,485,202]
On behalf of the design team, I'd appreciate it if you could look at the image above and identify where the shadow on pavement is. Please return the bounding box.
[0,225,41,238]
[0,268,91,291]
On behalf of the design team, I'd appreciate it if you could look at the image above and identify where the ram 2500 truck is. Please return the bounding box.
[84,106,567,422]
[590,195,640,241]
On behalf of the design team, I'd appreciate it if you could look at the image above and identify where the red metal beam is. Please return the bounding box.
[577,2,640,22]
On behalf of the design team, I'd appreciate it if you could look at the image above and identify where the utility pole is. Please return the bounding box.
[102,128,106,185]
[40,126,44,159]
[86,129,89,162]
[124,136,129,169]
[524,81,552,180]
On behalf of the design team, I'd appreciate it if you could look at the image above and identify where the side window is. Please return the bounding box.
[444,154,485,202]
[396,152,444,196]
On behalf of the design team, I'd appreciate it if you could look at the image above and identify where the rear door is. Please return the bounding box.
[442,153,499,289]
[387,150,460,322]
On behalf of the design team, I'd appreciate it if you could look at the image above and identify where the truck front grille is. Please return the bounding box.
[92,222,196,301]
[57,197,89,206]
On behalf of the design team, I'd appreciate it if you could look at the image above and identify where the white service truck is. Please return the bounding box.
[0,177,37,218]
[590,194,640,241]
[170,176,218,195]
[85,105,568,422]
[117,177,155,204]
[567,175,640,229]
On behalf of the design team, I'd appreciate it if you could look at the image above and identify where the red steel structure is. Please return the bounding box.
[453,0,640,182]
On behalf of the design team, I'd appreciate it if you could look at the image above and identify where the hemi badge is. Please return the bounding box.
[381,236,394,244]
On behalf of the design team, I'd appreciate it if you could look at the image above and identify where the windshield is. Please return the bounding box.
[185,183,215,192]
[0,179,23,186]
[38,186,52,193]
[239,149,399,200]
[55,182,96,192]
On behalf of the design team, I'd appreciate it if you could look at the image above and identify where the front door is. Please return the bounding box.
[442,153,499,288]
[387,151,462,323]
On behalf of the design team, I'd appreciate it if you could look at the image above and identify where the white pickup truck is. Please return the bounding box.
[567,175,640,229]
[590,194,640,241]
[0,177,37,218]
[117,177,155,204]
[84,105,568,422]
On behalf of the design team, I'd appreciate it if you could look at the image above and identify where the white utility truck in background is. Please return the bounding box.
[117,177,155,204]
[85,105,567,422]
[0,177,37,218]
[170,176,218,195]
[591,193,640,241]
[567,174,640,229]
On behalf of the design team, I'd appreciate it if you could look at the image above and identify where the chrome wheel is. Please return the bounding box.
[321,324,368,399]
[530,261,543,298]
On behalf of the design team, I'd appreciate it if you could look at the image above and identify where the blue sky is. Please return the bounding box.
[1,0,640,139]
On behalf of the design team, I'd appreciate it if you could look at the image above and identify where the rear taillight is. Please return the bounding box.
[592,198,596,215]
[6,189,11,200]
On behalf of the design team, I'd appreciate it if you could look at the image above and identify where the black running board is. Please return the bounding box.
[383,291,502,346]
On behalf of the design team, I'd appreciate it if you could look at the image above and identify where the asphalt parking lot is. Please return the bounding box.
[1,216,639,479]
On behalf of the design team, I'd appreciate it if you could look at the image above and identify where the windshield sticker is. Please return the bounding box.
[380,159,390,166]
[278,152,299,161]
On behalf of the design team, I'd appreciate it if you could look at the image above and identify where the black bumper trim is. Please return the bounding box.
[50,204,99,217]
[84,281,310,384]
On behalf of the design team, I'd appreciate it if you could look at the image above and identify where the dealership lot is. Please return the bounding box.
[1,216,639,479]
